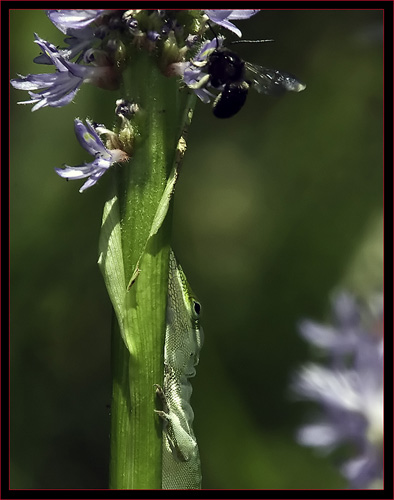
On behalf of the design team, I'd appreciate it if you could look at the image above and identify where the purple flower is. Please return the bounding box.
[33,26,95,66]
[292,292,383,489]
[39,11,121,64]
[147,30,161,42]
[298,293,372,368]
[181,37,221,103]
[11,34,119,111]
[204,10,260,37]
[46,10,110,34]
[55,119,129,192]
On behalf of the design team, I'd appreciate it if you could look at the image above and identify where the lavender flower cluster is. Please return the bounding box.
[11,9,259,192]
[11,10,258,112]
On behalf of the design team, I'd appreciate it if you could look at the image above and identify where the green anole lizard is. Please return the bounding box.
[155,250,203,489]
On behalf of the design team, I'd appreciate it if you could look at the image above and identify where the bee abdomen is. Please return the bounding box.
[213,81,249,119]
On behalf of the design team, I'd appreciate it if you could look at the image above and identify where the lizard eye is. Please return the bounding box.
[193,300,201,317]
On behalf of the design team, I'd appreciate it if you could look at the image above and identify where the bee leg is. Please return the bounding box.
[187,73,210,90]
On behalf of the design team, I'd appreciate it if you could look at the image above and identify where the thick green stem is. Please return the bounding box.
[108,49,193,489]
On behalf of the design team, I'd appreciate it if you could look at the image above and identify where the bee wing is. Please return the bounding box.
[244,62,306,96]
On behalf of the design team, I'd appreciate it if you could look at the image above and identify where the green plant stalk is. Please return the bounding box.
[108,49,194,489]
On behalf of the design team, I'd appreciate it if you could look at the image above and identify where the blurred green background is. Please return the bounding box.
[10,10,383,489]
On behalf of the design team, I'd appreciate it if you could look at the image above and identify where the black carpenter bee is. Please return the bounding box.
[195,43,306,118]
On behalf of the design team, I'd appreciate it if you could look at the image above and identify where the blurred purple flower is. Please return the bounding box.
[292,292,383,489]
